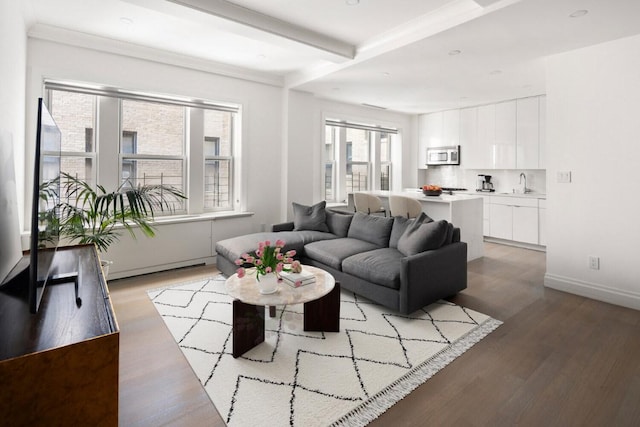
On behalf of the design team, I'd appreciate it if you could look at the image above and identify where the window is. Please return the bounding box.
[380,132,391,191]
[121,131,137,187]
[43,81,241,217]
[46,90,97,185]
[204,109,235,211]
[120,100,186,213]
[324,119,398,203]
[345,128,370,193]
[324,126,337,201]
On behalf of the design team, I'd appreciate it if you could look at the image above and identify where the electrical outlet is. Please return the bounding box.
[557,171,572,183]
[589,256,600,270]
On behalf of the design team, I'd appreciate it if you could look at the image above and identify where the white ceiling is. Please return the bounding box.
[27,0,640,114]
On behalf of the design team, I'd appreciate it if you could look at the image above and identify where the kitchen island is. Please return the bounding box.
[347,190,484,261]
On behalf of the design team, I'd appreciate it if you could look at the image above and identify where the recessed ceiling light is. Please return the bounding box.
[257,54,267,60]
[346,0,360,5]
[569,9,588,18]
[332,87,341,91]
[490,69,502,75]
[120,17,133,25]
[382,72,391,77]
[448,50,462,56]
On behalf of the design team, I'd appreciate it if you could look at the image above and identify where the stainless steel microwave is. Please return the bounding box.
[426,145,460,166]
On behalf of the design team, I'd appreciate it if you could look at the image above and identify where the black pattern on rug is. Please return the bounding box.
[149,274,501,426]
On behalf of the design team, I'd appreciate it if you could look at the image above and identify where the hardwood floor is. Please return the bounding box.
[108,242,640,426]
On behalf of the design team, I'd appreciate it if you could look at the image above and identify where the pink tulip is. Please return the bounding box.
[276,263,283,273]
[256,249,263,257]
[276,253,284,260]
[256,260,262,265]
[237,268,245,278]
[264,240,271,247]
[241,253,250,259]
[234,259,243,265]
[286,250,297,257]
[285,258,293,264]
[265,266,272,273]
[275,239,285,248]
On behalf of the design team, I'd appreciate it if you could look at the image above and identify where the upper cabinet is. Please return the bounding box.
[419,95,546,171]
[417,109,459,169]
[494,100,517,169]
[516,97,540,169]
[459,107,478,169]
[442,109,460,147]
[539,95,546,169]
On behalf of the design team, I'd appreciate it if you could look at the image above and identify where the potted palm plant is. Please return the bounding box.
[57,172,186,276]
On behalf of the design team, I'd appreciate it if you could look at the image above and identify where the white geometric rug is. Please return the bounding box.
[148,275,501,426]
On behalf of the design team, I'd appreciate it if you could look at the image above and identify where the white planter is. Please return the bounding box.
[256,272,279,295]
[101,260,113,279]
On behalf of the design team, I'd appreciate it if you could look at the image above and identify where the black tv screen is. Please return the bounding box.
[28,98,62,313]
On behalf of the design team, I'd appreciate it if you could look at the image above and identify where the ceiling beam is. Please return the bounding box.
[166,0,355,61]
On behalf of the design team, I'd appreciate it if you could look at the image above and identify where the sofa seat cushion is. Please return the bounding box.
[342,248,404,290]
[303,238,380,271]
[216,231,336,262]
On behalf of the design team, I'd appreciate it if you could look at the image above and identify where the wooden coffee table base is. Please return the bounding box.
[232,283,340,358]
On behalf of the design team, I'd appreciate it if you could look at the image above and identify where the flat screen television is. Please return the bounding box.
[0,98,64,313]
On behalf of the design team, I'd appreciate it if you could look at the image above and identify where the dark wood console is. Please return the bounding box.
[0,244,119,426]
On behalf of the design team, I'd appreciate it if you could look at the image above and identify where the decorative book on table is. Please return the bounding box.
[280,269,315,287]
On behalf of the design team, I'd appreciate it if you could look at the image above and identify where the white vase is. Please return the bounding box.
[256,272,279,295]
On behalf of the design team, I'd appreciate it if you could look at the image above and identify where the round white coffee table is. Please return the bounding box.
[225,265,340,358]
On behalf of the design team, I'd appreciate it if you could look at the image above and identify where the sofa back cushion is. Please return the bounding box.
[397,213,449,256]
[292,201,330,232]
[389,216,412,249]
[347,212,394,247]
[389,214,435,248]
[325,210,353,237]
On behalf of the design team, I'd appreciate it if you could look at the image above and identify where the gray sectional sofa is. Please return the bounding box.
[215,202,467,314]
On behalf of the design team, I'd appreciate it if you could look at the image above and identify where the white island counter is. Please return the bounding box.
[347,190,484,261]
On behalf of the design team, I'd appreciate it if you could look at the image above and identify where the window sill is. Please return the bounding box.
[150,211,254,226]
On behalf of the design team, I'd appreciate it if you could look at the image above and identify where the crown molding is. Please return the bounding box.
[27,23,285,88]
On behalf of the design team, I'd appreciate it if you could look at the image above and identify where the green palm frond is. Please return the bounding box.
[57,172,186,252]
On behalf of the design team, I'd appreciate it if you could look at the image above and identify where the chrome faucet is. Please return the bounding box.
[519,172,530,193]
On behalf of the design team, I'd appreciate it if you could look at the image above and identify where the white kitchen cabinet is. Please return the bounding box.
[459,107,477,169]
[418,112,443,169]
[488,196,539,244]
[489,203,511,239]
[474,104,495,169]
[422,112,443,148]
[516,96,540,169]
[442,109,460,147]
[538,95,546,169]
[494,100,516,169]
[513,205,539,244]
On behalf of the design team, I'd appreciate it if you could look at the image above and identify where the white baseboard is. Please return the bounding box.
[108,256,216,280]
[544,273,640,311]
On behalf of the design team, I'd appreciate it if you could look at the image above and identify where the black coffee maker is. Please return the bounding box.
[477,174,495,192]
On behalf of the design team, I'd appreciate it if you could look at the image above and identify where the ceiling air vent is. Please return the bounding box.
[361,103,387,110]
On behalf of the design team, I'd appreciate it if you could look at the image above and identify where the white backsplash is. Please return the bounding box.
[418,168,547,194]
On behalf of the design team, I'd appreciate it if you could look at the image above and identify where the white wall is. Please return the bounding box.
[26,38,285,276]
[285,90,416,218]
[545,34,640,310]
[0,2,30,232]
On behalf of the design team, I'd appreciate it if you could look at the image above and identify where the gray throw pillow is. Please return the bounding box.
[389,216,413,249]
[397,214,449,256]
[347,212,394,247]
[292,201,329,232]
[326,210,353,237]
